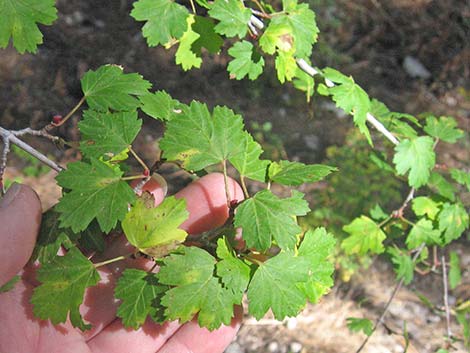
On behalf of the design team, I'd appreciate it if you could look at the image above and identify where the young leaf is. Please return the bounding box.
[346,317,373,336]
[55,159,136,233]
[139,91,183,122]
[215,238,251,304]
[78,110,142,159]
[131,0,189,46]
[234,190,310,251]
[370,204,389,221]
[158,247,236,330]
[411,196,440,220]
[406,219,441,249]
[208,0,252,38]
[227,41,265,80]
[0,0,57,53]
[228,132,270,182]
[160,102,245,171]
[115,269,166,329]
[449,251,462,290]
[81,65,151,112]
[388,247,414,285]
[341,216,386,255]
[297,228,336,303]
[268,160,336,186]
[175,15,202,71]
[423,116,464,143]
[275,50,297,83]
[122,195,188,258]
[450,168,470,192]
[247,251,309,320]
[31,247,100,330]
[438,203,469,245]
[428,172,456,201]
[323,68,372,144]
[393,136,435,188]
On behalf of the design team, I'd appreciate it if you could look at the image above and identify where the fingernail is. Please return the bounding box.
[0,183,21,208]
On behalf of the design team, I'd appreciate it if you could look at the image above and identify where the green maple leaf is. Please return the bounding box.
[388,247,414,285]
[78,110,142,159]
[227,41,265,80]
[393,136,435,188]
[208,0,252,38]
[0,0,57,53]
[234,190,310,251]
[175,15,202,71]
[370,204,389,221]
[131,0,188,46]
[191,16,223,55]
[158,247,237,330]
[323,68,372,143]
[268,160,336,186]
[140,91,184,122]
[411,196,440,220]
[428,172,456,201]
[346,317,373,336]
[215,238,251,304]
[449,251,462,290]
[115,269,166,329]
[229,132,270,182]
[247,251,309,320]
[406,219,441,249]
[122,195,188,258]
[55,159,136,233]
[341,216,386,255]
[160,101,245,171]
[438,203,469,245]
[31,247,100,330]
[81,65,151,112]
[450,168,470,192]
[424,116,464,143]
[297,228,336,303]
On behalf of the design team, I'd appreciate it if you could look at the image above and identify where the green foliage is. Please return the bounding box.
[115,269,166,329]
[423,116,464,143]
[0,0,57,53]
[438,203,469,244]
[268,160,336,186]
[175,15,202,70]
[346,317,373,336]
[0,275,20,293]
[228,41,265,80]
[78,110,142,159]
[31,247,100,330]
[412,196,440,220]
[406,219,441,249]
[131,0,189,46]
[208,0,252,38]
[449,251,462,290]
[122,194,189,257]
[234,190,310,251]
[341,216,386,255]
[388,247,414,285]
[55,159,136,233]
[450,168,470,192]
[393,136,435,188]
[140,90,183,121]
[81,65,151,112]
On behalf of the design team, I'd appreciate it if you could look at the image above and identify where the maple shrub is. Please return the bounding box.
[0,0,469,349]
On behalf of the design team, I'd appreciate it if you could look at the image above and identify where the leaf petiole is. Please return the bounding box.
[53,96,86,127]
[94,255,129,268]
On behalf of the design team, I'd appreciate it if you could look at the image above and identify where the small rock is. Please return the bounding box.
[286,317,298,330]
[224,341,244,353]
[403,56,431,79]
[267,341,281,353]
[289,341,303,353]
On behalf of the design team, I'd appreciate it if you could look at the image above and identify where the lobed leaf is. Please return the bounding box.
[424,116,464,143]
[227,41,265,80]
[208,0,252,38]
[268,160,336,186]
[341,216,386,255]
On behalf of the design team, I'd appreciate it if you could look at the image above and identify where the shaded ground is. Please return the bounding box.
[1,0,469,352]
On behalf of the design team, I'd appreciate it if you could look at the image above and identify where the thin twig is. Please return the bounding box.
[355,243,426,353]
[53,96,86,127]
[442,254,453,340]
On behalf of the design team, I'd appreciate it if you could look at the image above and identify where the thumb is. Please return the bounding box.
[0,183,42,286]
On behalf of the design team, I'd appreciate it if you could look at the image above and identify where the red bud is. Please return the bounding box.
[143,169,150,177]
[52,115,63,124]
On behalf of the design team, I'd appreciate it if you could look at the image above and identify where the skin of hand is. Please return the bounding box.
[0,173,244,353]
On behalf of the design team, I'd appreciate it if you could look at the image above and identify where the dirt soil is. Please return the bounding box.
[0,0,469,352]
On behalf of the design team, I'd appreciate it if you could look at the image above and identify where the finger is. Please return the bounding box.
[0,183,42,287]
[156,306,243,353]
[81,173,243,341]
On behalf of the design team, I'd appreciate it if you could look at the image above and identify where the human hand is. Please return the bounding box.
[0,173,244,353]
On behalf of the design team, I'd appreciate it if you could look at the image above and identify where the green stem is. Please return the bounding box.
[121,174,146,181]
[240,176,249,199]
[54,96,86,127]
[94,255,128,268]
[222,160,232,207]
[378,216,392,228]
[129,146,149,171]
